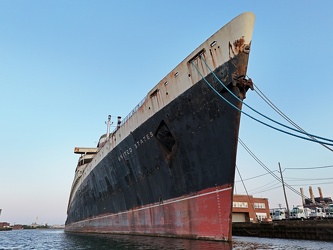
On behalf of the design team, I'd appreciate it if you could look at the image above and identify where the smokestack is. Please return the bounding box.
[106,115,111,139]
[309,186,315,204]
[300,188,305,205]
[117,116,121,129]
[318,187,323,199]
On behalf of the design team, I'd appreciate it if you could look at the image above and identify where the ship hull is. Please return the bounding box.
[65,12,255,241]
[66,69,245,240]
[65,186,233,241]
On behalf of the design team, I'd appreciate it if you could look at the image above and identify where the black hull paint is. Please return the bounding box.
[66,53,248,225]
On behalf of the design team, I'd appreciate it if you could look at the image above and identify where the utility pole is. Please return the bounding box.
[279,162,290,219]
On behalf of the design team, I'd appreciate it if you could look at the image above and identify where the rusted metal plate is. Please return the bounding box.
[66,185,233,241]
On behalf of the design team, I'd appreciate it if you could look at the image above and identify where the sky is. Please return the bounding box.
[1,1,333,225]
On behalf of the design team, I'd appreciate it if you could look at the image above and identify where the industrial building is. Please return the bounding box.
[232,194,270,222]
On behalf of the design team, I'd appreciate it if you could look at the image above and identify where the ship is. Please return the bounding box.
[65,12,255,242]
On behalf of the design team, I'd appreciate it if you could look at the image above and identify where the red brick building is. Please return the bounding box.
[0,222,10,228]
[232,194,270,222]
[12,224,23,230]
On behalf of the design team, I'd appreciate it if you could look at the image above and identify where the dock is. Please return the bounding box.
[232,220,333,241]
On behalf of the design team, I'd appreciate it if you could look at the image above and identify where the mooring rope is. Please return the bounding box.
[197,55,333,145]
[190,59,333,146]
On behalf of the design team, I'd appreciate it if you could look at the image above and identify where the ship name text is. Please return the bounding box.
[117,131,154,161]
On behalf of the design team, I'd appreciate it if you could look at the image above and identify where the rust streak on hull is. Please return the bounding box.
[66,185,233,241]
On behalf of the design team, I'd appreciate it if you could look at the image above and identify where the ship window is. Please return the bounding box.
[150,89,159,98]
[210,41,217,47]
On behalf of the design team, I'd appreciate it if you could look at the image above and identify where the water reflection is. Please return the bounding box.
[64,233,333,250]
[2,230,333,249]
[64,233,232,250]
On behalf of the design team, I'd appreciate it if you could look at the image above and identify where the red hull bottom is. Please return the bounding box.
[65,185,233,241]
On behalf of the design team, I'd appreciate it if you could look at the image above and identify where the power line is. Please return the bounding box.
[236,166,258,221]
[284,177,333,181]
[235,171,278,182]
[290,182,333,187]
[285,165,333,170]
[252,185,282,195]
[238,138,311,200]
[248,180,281,192]
[191,56,331,205]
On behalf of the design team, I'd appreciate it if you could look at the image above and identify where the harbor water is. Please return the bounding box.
[1,229,333,249]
